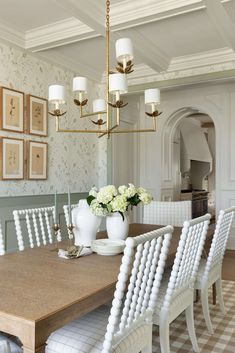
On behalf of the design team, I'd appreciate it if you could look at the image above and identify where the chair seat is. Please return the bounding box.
[46,305,152,353]
[0,334,22,353]
[46,305,110,353]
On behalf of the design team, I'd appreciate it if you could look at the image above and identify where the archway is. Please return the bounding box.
[161,106,217,219]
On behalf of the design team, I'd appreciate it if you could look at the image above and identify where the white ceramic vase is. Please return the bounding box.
[72,199,102,247]
[106,212,130,240]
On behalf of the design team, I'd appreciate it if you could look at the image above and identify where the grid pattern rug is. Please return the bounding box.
[152,280,235,353]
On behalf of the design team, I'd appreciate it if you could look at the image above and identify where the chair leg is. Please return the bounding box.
[215,278,225,314]
[201,288,214,334]
[185,304,199,352]
[212,283,216,305]
[159,315,170,353]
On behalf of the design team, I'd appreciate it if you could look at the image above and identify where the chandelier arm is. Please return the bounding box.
[98,124,119,138]
[80,110,107,118]
[55,116,109,134]
[99,128,156,136]
[98,115,157,136]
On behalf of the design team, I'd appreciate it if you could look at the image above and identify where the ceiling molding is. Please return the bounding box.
[111,0,205,29]
[0,22,24,48]
[25,18,96,51]
[128,69,235,94]
[203,0,235,50]
[169,47,235,71]
[126,48,235,86]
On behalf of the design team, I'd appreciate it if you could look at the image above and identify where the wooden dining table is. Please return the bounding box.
[0,223,214,353]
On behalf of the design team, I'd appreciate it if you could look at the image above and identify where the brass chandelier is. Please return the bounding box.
[48,0,161,138]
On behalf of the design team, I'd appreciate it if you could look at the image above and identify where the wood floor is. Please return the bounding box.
[222,250,235,281]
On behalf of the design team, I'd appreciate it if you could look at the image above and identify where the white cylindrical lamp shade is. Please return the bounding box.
[73,76,88,92]
[48,85,65,104]
[116,38,134,62]
[109,73,128,94]
[93,99,106,113]
[144,88,160,105]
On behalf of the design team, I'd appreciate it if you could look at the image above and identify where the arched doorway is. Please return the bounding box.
[161,106,216,219]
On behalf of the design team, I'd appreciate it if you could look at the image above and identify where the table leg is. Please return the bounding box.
[212,283,216,305]
[23,344,46,353]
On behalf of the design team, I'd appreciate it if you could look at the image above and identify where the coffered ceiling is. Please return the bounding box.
[0,0,235,87]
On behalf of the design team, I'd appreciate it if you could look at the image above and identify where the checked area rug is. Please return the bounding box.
[152,280,235,353]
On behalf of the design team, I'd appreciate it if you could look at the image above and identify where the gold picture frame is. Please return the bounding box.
[0,87,24,133]
[0,137,24,180]
[27,94,48,136]
[27,141,48,180]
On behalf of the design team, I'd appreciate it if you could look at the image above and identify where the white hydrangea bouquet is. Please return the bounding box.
[87,183,152,220]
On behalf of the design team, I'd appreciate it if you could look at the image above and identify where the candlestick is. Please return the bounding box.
[68,187,72,225]
[51,223,60,252]
[67,223,75,248]
[54,190,58,224]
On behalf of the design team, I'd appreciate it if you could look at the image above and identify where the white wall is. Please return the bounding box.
[118,81,235,249]
[0,41,106,196]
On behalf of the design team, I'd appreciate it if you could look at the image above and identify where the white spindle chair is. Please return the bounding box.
[13,207,61,251]
[143,200,192,226]
[195,206,235,333]
[0,221,5,256]
[44,226,174,353]
[153,214,211,353]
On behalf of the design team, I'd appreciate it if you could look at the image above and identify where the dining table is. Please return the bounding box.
[0,223,215,353]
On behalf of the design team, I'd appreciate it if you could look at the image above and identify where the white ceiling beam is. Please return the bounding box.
[25,18,97,52]
[52,0,106,36]
[203,0,235,50]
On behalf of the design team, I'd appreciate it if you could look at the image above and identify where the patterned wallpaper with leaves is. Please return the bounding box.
[0,42,107,196]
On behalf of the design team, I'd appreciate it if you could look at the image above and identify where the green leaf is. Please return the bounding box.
[87,195,95,205]
[128,194,141,206]
[107,204,112,213]
[118,211,125,221]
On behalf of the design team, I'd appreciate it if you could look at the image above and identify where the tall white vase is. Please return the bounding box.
[106,212,129,240]
[72,199,101,247]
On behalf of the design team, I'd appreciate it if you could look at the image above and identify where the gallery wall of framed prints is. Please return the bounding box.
[0,86,48,181]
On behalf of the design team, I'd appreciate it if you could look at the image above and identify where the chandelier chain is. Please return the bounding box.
[106,0,110,29]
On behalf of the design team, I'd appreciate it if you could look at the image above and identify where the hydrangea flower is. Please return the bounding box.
[90,199,109,217]
[97,185,118,204]
[139,191,152,204]
[110,195,128,213]
[87,184,152,218]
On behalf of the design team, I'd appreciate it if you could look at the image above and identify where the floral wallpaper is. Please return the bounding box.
[0,42,107,196]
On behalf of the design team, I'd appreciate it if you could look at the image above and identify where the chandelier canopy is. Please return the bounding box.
[48,0,161,138]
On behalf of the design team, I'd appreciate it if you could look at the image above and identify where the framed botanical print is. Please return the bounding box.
[0,137,24,180]
[28,141,48,180]
[27,94,48,136]
[0,87,24,132]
